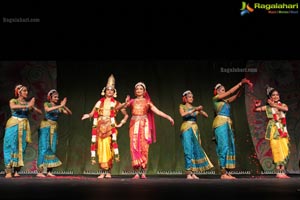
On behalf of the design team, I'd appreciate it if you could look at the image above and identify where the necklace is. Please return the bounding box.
[90,97,120,163]
[271,101,288,137]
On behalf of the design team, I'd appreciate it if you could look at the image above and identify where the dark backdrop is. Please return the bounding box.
[53,60,260,175]
[3,61,300,176]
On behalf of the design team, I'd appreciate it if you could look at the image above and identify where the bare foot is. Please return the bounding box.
[141,173,147,179]
[36,173,46,178]
[5,173,12,178]
[192,174,199,179]
[276,173,290,179]
[186,174,193,179]
[132,174,140,179]
[47,172,56,177]
[98,174,105,179]
[221,174,235,180]
[227,174,237,179]
[14,172,20,177]
[282,174,290,179]
[105,173,112,179]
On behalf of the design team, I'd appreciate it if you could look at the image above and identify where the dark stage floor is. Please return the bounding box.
[1,174,300,200]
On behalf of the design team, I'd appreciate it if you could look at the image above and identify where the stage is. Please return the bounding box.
[1,174,300,200]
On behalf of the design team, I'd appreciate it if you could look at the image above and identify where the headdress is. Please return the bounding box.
[101,74,117,97]
[182,90,193,104]
[214,83,222,90]
[182,90,192,97]
[47,89,58,100]
[266,85,275,98]
[15,84,25,97]
[135,82,146,90]
[214,83,223,96]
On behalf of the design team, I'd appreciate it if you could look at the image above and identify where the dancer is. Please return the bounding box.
[124,82,174,179]
[81,74,128,179]
[179,90,214,179]
[212,78,252,179]
[3,84,42,178]
[36,89,72,177]
[253,85,290,178]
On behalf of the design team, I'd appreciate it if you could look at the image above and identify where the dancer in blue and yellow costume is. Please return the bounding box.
[179,90,213,179]
[212,78,252,179]
[3,84,42,178]
[36,89,72,177]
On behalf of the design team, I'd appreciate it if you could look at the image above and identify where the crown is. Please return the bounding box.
[106,74,115,89]
[101,74,117,97]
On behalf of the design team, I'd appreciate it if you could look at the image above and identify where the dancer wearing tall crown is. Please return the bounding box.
[81,74,128,179]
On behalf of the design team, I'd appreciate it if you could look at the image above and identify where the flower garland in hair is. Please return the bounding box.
[271,101,288,138]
